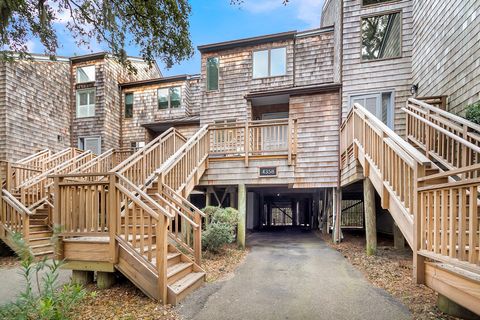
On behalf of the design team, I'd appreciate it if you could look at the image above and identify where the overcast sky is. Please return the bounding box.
[27,0,324,76]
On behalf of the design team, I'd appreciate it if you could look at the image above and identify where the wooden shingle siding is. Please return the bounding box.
[412,0,480,115]
[321,0,342,83]
[72,57,159,152]
[188,77,202,115]
[2,60,71,162]
[294,32,335,86]
[199,158,295,186]
[200,39,295,125]
[342,0,413,136]
[290,92,340,188]
[121,80,192,148]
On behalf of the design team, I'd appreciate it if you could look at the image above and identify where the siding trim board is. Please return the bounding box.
[245,83,341,99]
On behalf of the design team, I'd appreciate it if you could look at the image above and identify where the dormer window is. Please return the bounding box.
[76,65,96,83]
[253,47,286,78]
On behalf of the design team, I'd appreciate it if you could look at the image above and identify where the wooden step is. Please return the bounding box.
[31,243,54,255]
[28,236,52,246]
[151,252,182,267]
[167,262,193,285]
[29,230,53,238]
[167,271,205,305]
[29,225,50,232]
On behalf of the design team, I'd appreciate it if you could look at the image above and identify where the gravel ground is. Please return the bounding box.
[320,230,459,320]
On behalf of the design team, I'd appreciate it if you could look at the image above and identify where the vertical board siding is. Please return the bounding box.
[342,0,413,137]
[3,60,71,162]
[412,0,480,115]
[291,92,340,188]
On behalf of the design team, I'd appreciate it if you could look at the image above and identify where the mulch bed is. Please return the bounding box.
[70,244,248,319]
[320,230,458,320]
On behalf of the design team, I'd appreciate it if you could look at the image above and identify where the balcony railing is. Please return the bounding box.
[208,118,297,165]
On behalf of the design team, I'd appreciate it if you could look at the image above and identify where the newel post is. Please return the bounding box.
[53,176,61,227]
[413,163,426,284]
[5,162,12,191]
[194,213,202,265]
[157,215,169,304]
[108,173,118,263]
[287,118,292,165]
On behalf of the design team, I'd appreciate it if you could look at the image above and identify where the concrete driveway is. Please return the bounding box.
[178,231,410,320]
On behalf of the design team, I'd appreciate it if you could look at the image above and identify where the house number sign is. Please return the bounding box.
[259,167,277,177]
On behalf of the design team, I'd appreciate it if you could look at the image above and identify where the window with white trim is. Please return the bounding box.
[158,87,182,109]
[76,65,96,83]
[253,47,286,78]
[76,89,96,118]
[130,141,145,151]
[78,137,101,155]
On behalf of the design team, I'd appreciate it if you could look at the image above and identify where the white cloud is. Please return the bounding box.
[242,0,324,28]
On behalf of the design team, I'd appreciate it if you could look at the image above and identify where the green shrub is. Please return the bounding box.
[201,206,239,253]
[465,101,480,125]
[0,232,87,320]
[201,222,234,253]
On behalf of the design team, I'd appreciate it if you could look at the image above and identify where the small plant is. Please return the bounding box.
[465,101,480,125]
[0,232,87,320]
[201,206,239,253]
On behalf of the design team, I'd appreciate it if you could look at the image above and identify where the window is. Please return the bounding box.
[76,65,95,83]
[158,87,181,109]
[78,137,101,155]
[350,92,394,128]
[76,89,95,118]
[361,12,401,60]
[206,57,219,91]
[125,93,134,118]
[130,141,145,151]
[253,47,286,78]
[363,0,397,5]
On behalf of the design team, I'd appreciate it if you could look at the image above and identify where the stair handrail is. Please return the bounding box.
[404,98,480,173]
[42,147,80,171]
[0,189,33,241]
[351,103,431,165]
[18,151,93,190]
[71,148,114,174]
[17,148,51,166]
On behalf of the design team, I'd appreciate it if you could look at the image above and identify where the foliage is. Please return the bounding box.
[465,101,480,125]
[202,222,234,253]
[0,0,193,71]
[0,232,87,320]
[201,206,239,253]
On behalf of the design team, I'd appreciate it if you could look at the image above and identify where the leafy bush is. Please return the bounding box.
[202,222,234,253]
[0,233,87,320]
[201,206,239,252]
[465,101,480,125]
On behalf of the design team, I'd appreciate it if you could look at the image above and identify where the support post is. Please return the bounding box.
[363,178,377,255]
[157,215,169,304]
[393,223,405,249]
[109,174,118,263]
[237,184,246,249]
[194,214,202,265]
[72,270,94,285]
[413,164,426,284]
[332,188,342,243]
[97,272,116,289]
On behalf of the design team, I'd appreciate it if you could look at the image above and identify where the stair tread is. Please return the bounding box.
[168,272,205,294]
[30,243,53,249]
[167,262,192,278]
[33,250,54,256]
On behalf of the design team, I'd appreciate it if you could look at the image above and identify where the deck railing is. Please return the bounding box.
[404,98,480,177]
[17,149,51,168]
[417,164,480,272]
[113,128,186,189]
[208,118,297,165]
[0,189,33,241]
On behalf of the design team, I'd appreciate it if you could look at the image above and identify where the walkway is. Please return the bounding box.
[179,231,410,320]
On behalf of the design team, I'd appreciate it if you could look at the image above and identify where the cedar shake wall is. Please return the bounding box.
[2,60,71,162]
[290,92,340,188]
[71,57,160,152]
[341,0,413,137]
[294,32,334,86]
[321,0,342,84]
[121,80,193,148]
[412,0,480,115]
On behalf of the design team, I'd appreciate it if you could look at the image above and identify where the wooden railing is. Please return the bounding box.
[17,149,51,168]
[113,128,186,189]
[70,148,133,177]
[19,151,94,207]
[341,103,431,230]
[3,162,43,191]
[157,125,209,194]
[417,165,480,272]
[208,119,298,165]
[42,148,84,171]
[404,98,480,176]
[0,189,32,241]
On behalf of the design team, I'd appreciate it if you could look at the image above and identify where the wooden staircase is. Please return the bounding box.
[340,98,480,315]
